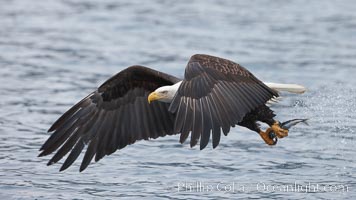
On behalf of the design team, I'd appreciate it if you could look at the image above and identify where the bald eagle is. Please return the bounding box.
[39,54,306,171]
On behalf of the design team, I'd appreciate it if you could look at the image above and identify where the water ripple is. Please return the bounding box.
[1,0,356,199]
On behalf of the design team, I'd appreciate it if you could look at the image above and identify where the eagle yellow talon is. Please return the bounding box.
[259,129,277,145]
[271,121,289,138]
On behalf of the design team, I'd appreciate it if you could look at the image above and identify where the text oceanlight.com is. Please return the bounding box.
[176,181,349,193]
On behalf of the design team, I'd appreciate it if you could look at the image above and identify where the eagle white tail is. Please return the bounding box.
[263,82,307,94]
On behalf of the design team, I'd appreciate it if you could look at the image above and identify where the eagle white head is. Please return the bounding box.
[147,81,182,103]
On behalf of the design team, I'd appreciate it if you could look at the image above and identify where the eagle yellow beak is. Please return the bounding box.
[148,92,161,104]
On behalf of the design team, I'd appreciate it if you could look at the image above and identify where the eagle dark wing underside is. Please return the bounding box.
[169,54,279,150]
[39,66,180,171]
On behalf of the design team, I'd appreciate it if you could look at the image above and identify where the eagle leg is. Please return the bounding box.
[259,129,277,145]
[267,121,289,138]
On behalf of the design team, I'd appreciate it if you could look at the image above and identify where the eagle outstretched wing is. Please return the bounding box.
[39,66,180,171]
[169,54,279,150]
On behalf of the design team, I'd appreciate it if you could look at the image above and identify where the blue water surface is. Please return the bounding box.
[0,0,355,199]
